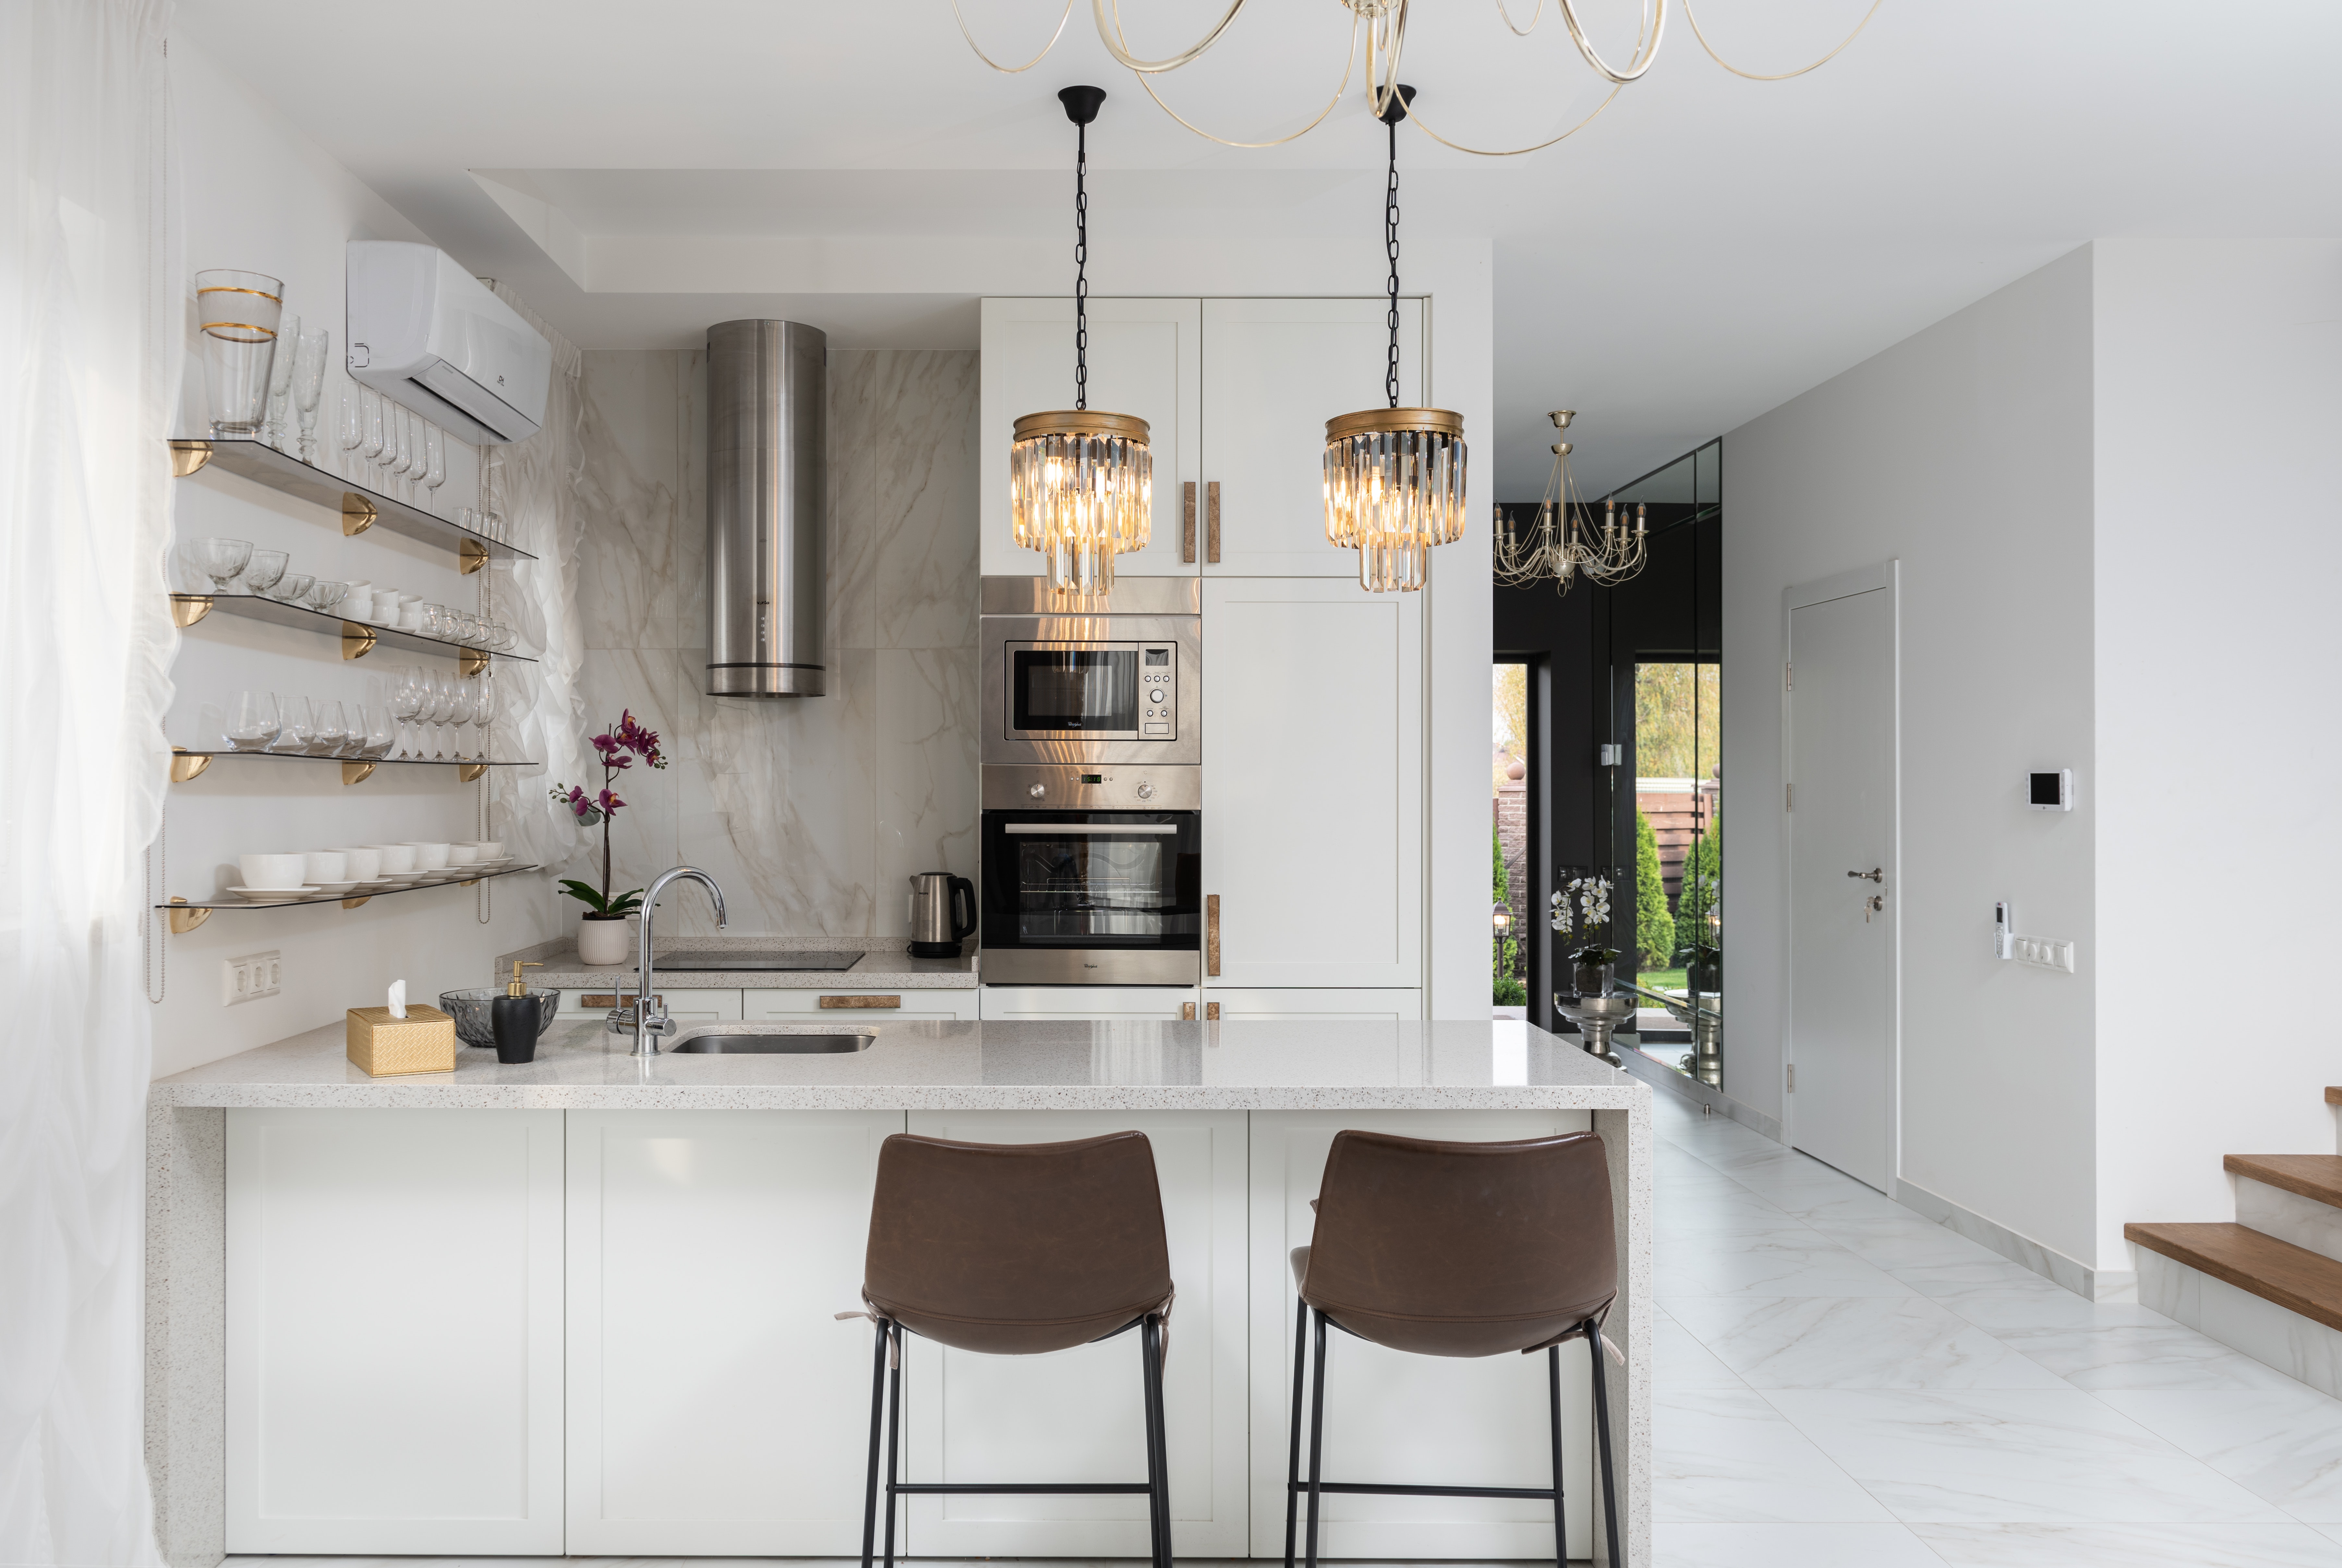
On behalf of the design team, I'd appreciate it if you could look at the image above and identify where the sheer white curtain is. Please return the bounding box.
[0,0,178,1562]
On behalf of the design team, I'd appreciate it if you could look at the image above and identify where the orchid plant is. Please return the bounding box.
[1552,874,1619,966]
[550,710,666,916]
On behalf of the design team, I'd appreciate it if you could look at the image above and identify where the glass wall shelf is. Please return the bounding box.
[167,435,536,569]
[171,592,536,667]
[160,861,541,917]
[169,747,537,786]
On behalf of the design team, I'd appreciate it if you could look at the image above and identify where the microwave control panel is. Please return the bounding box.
[1139,644,1176,737]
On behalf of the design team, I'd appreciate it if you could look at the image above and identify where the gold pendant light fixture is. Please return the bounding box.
[1010,85,1151,602]
[1324,86,1467,595]
[1491,410,1648,593]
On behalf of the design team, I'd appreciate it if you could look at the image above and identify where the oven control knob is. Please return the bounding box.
[1135,781,1155,801]
[1027,782,1045,798]
[1149,689,1165,704]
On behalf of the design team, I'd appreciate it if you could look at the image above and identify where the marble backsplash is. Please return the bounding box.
[558,347,980,943]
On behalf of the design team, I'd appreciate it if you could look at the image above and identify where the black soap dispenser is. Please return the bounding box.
[492,961,546,1064]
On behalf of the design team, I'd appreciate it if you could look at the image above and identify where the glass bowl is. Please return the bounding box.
[438,987,559,1048]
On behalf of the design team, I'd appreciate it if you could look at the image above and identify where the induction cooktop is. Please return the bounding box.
[655,951,865,972]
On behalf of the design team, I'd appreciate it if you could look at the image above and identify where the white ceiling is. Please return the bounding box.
[178,0,2342,496]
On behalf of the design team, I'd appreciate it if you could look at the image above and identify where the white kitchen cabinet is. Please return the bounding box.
[901,1109,1249,1559]
[744,986,980,1023]
[225,1108,564,1554]
[564,1109,903,1555]
[553,986,743,1023]
[1202,578,1422,990]
[981,296,1201,578]
[1203,988,1423,1021]
[1248,1111,1597,1561]
[1200,297,1424,577]
[979,984,1201,1021]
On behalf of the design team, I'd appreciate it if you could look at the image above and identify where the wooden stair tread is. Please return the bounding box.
[2226,1154,2342,1210]
[2124,1222,2342,1334]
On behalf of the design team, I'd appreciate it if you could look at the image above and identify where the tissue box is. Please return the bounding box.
[346,1004,457,1077]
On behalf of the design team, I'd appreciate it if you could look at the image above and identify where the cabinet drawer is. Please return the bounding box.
[555,988,743,1022]
[1201,988,1423,1022]
[743,987,978,1022]
[978,985,1200,1021]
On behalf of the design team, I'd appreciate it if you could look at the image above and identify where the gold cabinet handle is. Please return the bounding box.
[582,992,662,1011]
[1181,1001,1196,1020]
[1206,893,1220,976]
[818,995,901,1009]
[1206,480,1221,564]
[1205,1001,1221,1021]
[1182,481,1197,563]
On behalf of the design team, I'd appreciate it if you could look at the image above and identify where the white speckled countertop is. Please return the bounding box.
[150,1017,1648,1113]
[492,932,978,991]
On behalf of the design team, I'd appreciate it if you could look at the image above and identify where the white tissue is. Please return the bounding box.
[387,978,406,1019]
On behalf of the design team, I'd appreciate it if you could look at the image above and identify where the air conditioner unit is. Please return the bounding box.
[345,241,551,445]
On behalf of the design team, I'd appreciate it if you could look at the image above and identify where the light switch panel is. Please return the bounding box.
[2012,936,2075,974]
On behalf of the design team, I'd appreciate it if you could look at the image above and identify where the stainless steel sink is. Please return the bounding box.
[665,1030,874,1054]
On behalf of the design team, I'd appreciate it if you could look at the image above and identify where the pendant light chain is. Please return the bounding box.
[1384,114,1401,409]
[1074,118,1090,411]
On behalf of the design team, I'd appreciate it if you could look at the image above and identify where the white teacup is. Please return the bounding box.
[368,844,418,876]
[334,846,383,882]
[371,589,401,623]
[238,852,307,890]
[301,851,347,885]
[402,841,451,870]
[461,839,505,859]
[446,844,480,866]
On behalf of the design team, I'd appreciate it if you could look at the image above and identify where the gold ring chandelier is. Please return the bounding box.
[951,0,1883,155]
[1492,410,1648,593]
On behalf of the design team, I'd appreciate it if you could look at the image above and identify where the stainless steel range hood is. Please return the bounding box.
[704,319,826,696]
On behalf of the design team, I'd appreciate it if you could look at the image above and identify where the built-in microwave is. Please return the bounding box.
[979,765,1201,986]
[980,577,1200,767]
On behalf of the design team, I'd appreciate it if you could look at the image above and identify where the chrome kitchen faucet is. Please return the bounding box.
[610,865,729,1056]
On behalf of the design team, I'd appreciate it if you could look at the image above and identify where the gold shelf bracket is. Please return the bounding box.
[458,877,480,887]
[341,760,377,786]
[457,762,488,783]
[171,595,214,628]
[169,440,213,477]
[459,538,489,575]
[341,493,377,536]
[341,895,371,910]
[166,896,211,935]
[458,648,488,676]
[340,621,378,661]
[169,747,212,784]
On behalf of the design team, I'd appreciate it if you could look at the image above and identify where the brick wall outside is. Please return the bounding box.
[1495,781,1528,977]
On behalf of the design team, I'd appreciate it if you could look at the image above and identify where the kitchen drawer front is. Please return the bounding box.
[554,987,743,1023]
[743,987,978,1022]
[978,984,1201,1021]
[1199,987,1424,1022]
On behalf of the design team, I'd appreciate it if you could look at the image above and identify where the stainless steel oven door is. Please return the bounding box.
[981,612,1201,766]
[979,805,1201,986]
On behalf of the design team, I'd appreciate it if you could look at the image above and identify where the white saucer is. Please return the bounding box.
[229,885,320,901]
[311,880,359,894]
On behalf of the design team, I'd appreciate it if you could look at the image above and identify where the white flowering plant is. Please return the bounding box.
[1553,875,1619,965]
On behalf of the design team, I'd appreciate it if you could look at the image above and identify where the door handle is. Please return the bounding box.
[1846,867,1883,882]
[1206,893,1221,976]
[1182,481,1197,563]
[1206,480,1221,564]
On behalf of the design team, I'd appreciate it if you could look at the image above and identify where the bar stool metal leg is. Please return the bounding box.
[1586,1320,1621,1567]
[1546,1344,1567,1566]
[1141,1315,1171,1568]
[1303,1307,1329,1568]
[882,1322,904,1568]
[861,1317,890,1568]
[1283,1300,1306,1568]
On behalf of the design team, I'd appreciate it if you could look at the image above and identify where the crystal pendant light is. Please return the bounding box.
[1010,86,1151,602]
[1323,86,1467,594]
[1491,410,1648,592]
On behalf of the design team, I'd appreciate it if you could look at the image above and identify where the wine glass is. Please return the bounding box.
[422,422,446,515]
[199,537,252,591]
[427,670,459,759]
[242,549,287,597]
[294,328,328,463]
[264,310,299,451]
[271,694,314,754]
[311,699,350,757]
[223,689,278,752]
[443,680,475,761]
[389,667,424,759]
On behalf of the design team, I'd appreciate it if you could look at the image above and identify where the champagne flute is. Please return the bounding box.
[294,328,328,463]
[338,384,363,467]
[360,387,385,469]
[422,422,446,515]
[264,310,299,451]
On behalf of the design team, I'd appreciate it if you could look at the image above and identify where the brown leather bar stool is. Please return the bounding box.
[851,1130,1176,1568]
[1284,1129,1621,1568]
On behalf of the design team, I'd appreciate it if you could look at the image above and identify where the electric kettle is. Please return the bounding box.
[907,871,977,959]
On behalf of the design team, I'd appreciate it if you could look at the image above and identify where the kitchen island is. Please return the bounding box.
[145,1019,1649,1567]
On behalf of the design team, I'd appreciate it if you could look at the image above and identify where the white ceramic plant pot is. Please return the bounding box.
[577,913,633,967]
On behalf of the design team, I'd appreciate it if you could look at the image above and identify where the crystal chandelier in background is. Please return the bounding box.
[1009,86,1152,601]
[950,0,1883,156]
[1492,410,1647,593]
[1323,86,1467,594]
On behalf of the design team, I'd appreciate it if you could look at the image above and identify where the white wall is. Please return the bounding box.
[2092,240,2342,1264]
[155,42,556,1078]
[1722,248,2101,1267]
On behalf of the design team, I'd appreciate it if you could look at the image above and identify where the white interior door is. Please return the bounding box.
[1200,298,1423,576]
[1786,578,1897,1191]
[980,296,1201,577]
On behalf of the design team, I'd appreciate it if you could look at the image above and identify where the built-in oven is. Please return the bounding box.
[980,576,1200,767]
[979,765,1201,986]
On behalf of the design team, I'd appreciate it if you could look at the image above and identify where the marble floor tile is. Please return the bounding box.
[1997,1319,2309,1391]
[1911,1521,2342,1566]
[1655,1387,1894,1523]
[1654,1306,1747,1389]
[1654,1520,1951,1567]
[1656,1227,1919,1299]
[2318,1523,2342,1549]
[1803,1209,2011,1272]
[1894,1255,2178,1333]
[2097,1388,2342,1523]
[1765,1388,2292,1523]
[1657,1184,1804,1237]
[1663,1295,2071,1390]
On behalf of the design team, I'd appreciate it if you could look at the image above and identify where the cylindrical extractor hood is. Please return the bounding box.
[705,319,826,697]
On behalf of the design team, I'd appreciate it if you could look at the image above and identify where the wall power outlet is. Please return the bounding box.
[224,950,283,1006]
